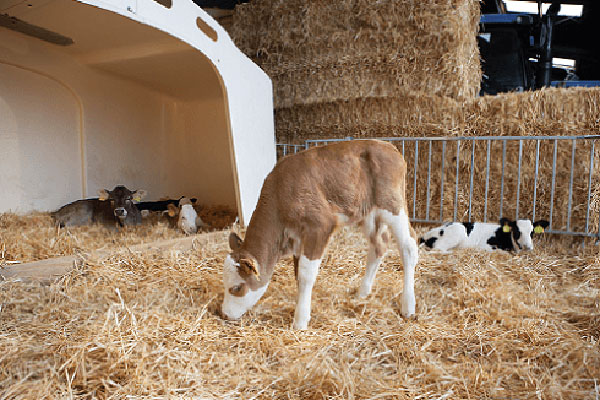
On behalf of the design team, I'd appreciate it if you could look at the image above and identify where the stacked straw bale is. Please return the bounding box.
[274,87,600,142]
[464,87,600,136]
[273,87,600,233]
[231,1,600,229]
[398,88,600,232]
[231,0,482,109]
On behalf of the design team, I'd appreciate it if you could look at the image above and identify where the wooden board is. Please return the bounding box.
[1,235,202,283]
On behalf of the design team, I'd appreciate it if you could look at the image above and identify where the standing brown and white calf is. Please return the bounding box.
[222,140,419,329]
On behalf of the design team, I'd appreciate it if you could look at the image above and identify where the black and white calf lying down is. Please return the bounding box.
[419,218,549,252]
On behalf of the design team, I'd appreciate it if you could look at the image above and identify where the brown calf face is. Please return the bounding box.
[98,185,146,225]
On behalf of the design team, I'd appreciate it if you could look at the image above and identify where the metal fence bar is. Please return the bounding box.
[468,140,475,222]
[324,134,600,142]
[454,140,461,222]
[413,141,419,219]
[585,141,595,235]
[549,139,558,230]
[484,140,491,222]
[515,140,523,219]
[533,140,540,222]
[426,141,432,220]
[440,140,446,221]
[499,140,506,219]
[567,139,577,231]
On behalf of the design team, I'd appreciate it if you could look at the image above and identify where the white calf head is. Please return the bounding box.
[178,204,197,234]
[507,219,549,250]
[177,197,197,235]
[221,232,268,320]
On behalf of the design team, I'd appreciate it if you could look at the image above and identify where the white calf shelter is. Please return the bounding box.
[0,0,275,226]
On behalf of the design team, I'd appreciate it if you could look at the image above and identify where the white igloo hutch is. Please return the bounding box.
[0,0,275,226]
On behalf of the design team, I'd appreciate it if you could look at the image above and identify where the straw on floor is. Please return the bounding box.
[1,214,598,399]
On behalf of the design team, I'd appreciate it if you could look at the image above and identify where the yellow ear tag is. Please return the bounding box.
[503,225,511,233]
[534,226,544,234]
[133,196,141,202]
[168,209,176,217]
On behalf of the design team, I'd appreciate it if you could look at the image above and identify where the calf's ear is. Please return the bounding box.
[533,220,550,233]
[98,189,109,201]
[499,217,512,233]
[239,258,260,279]
[229,232,243,251]
[167,204,179,217]
[133,190,147,202]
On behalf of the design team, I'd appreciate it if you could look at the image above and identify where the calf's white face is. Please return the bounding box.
[221,233,268,320]
[178,204,198,235]
[222,254,268,320]
[514,220,534,250]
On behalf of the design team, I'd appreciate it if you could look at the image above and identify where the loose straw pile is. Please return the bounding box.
[0,206,236,264]
[1,215,598,398]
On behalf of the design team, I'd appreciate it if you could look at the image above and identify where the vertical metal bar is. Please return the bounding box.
[468,140,475,222]
[549,139,558,230]
[413,141,419,219]
[533,140,540,222]
[454,140,460,222]
[426,141,432,220]
[484,140,491,222]
[440,141,446,221]
[499,140,506,219]
[585,141,595,234]
[283,145,287,157]
[402,141,405,159]
[305,140,310,150]
[567,139,576,231]
[515,140,523,219]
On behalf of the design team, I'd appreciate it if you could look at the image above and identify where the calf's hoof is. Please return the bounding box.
[356,287,371,299]
[401,294,416,318]
[293,320,309,330]
[292,313,310,330]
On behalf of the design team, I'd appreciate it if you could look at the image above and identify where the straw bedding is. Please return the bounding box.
[1,214,599,398]
[0,207,236,264]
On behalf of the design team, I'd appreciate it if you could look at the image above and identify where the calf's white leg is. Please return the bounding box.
[380,209,418,318]
[293,255,321,330]
[358,245,383,299]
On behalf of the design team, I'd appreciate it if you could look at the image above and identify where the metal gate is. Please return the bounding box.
[277,135,600,240]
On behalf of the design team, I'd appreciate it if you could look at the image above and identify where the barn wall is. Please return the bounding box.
[0,0,275,225]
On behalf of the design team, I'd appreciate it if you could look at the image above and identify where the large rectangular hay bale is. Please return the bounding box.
[230,0,481,107]
[274,92,464,143]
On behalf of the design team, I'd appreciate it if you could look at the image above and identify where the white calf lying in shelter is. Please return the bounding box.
[177,197,206,235]
[419,218,549,252]
[221,139,419,330]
